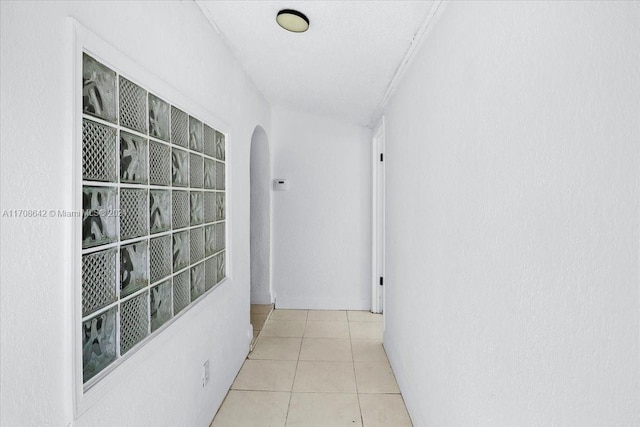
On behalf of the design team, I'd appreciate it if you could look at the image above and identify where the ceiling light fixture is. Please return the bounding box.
[276,9,309,33]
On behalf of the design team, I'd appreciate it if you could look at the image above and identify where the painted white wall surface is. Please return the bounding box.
[250,126,272,304]
[271,108,372,309]
[382,2,640,426]
[0,2,269,426]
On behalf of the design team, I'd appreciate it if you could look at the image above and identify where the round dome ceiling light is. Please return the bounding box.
[276,9,309,33]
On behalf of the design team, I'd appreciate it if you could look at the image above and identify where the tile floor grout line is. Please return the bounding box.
[283,309,307,426]
[349,313,366,427]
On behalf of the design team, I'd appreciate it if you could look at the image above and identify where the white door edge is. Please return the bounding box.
[371,117,385,314]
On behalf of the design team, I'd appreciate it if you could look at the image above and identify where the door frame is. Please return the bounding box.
[371,117,385,314]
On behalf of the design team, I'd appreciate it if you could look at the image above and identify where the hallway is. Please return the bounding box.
[211,310,412,426]
[2,2,639,426]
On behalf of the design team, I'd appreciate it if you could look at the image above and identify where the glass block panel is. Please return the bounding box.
[120,131,148,184]
[120,240,148,298]
[82,186,118,248]
[171,106,188,148]
[82,53,117,123]
[149,189,171,234]
[203,191,216,224]
[216,193,225,221]
[150,279,172,332]
[215,130,225,161]
[190,191,203,226]
[173,269,190,314]
[189,153,203,188]
[203,158,216,189]
[120,188,148,240]
[150,235,172,284]
[204,224,216,257]
[149,93,170,142]
[82,248,117,316]
[172,230,189,272]
[120,292,149,355]
[216,251,226,284]
[82,119,117,182]
[82,306,117,383]
[79,55,230,382]
[80,49,230,385]
[189,116,203,152]
[190,262,205,301]
[215,162,225,190]
[215,222,225,252]
[172,190,189,229]
[204,255,216,291]
[149,140,171,186]
[190,226,204,264]
[171,148,189,187]
[119,76,147,133]
[203,124,216,157]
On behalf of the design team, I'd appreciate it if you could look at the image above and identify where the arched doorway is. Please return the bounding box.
[249,126,272,341]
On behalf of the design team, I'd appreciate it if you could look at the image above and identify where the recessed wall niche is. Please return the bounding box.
[81,53,227,386]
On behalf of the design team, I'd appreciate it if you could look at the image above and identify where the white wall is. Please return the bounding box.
[271,108,371,309]
[250,126,272,304]
[382,2,640,426]
[0,1,269,426]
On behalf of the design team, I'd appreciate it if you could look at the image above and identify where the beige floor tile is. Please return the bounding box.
[250,304,273,314]
[304,320,350,339]
[359,394,412,427]
[307,310,347,321]
[292,361,357,393]
[211,390,290,427]
[354,361,400,393]
[251,313,269,331]
[299,338,352,361]
[286,393,362,427]
[351,340,388,362]
[270,309,308,321]
[232,360,297,391]
[349,322,383,341]
[249,337,302,361]
[261,319,306,337]
[347,311,383,323]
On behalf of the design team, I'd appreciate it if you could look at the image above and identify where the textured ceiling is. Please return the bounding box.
[197,1,435,127]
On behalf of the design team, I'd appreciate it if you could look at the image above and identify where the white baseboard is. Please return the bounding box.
[247,324,254,343]
[275,296,370,311]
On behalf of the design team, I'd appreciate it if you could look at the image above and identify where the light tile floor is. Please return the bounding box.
[211,310,412,427]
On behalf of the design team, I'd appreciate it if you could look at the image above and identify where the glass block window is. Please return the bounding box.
[120,131,148,184]
[119,77,147,134]
[80,53,227,387]
[171,106,189,148]
[173,269,190,315]
[149,140,171,186]
[82,119,117,182]
[172,190,189,230]
[82,248,117,316]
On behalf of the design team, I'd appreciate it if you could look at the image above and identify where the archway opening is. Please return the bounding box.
[249,125,272,341]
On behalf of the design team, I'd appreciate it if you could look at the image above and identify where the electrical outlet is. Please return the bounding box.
[202,360,210,387]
